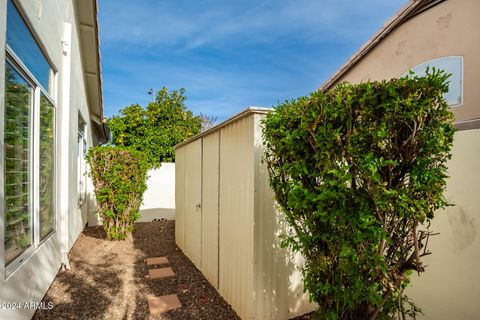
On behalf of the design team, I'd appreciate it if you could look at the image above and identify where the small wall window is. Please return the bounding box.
[3,0,56,272]
[403,56,463,106]
[78,116,87,206]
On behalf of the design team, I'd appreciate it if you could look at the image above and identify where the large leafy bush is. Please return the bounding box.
[263,70,455,319]
[87,146,149,240]
[107,87,202,168]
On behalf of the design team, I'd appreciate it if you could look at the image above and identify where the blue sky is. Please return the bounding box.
[99,0,407,121]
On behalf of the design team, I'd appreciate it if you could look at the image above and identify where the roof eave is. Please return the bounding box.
[76,0,107,142]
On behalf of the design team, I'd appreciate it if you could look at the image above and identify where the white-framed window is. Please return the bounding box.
[403,56,463,107]
[78,115,87,206]
[3,0,56,273]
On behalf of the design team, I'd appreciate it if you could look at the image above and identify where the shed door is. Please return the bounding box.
[175,146,185,250]
[184,139,202,268]
[201,132,220,288]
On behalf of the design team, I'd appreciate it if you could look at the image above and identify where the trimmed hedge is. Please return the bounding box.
[87,146,148,240]
[263,70,455,319]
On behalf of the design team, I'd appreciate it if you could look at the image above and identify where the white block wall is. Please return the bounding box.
[138,163,176,221]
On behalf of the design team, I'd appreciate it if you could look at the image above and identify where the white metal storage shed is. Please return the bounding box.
[175,108,316,319]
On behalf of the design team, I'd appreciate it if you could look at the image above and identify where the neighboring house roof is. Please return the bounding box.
[76,0,109,142]
[320,0,445,92]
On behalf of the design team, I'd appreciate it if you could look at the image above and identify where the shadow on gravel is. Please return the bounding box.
[33,221,239,320]
[33,252,122,319]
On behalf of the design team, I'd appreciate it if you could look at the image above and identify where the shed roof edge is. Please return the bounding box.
[175,107,273,149]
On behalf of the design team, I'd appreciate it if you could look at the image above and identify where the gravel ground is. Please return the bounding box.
[34,221,240,320]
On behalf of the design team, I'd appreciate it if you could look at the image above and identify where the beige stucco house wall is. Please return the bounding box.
[323,0,479,125]
[321,0,480,319]
[0,1,107,319]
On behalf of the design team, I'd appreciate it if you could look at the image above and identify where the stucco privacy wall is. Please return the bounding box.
[175,108,316,320]
[407,128,480,319]
[138,163,176,222]
[0,1,102,319]
[334,0,480,123]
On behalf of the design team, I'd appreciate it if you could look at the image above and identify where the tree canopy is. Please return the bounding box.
[107,87,202,168]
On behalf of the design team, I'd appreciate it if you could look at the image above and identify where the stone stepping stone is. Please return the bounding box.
[145,256,169,266]
[147,294,181,315]
[147,267,175,280]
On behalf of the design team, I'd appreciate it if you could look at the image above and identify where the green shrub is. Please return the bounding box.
[263,69,455,319]
[87,146,149,240]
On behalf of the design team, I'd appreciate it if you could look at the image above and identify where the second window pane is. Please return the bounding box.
[39,94,55,239]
